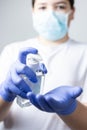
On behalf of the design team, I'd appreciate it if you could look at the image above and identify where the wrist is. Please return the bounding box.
[57,100,77,116]
[1,91,16,102]
[0,83,16,102]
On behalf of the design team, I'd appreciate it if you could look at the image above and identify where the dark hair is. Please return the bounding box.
[32,0,74,9]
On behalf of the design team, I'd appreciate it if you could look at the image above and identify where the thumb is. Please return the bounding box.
[71,87,83,98]
[19,47,38,64]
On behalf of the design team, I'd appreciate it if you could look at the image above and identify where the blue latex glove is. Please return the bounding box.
[0,47,47,102]
[27,86,83,115]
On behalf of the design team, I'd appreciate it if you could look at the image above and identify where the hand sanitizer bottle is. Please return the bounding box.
[16,53,45,107]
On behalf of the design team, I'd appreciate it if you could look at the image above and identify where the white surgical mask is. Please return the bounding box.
[32,11,71,41]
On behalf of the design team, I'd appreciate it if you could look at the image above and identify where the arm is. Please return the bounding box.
[0,47,38,121]
[0,97,12,121]
[0,47,47,121]
[27,86,86,130]
[60,101,87,130]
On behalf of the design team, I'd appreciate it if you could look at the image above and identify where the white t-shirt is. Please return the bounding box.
[0,38,87,130]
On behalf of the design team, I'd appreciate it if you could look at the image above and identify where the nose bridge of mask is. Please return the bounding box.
[54,11,71,25]
[43,10,70,29]
[44,11,67,28]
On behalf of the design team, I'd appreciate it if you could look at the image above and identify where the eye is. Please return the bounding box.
[56,4,67,10]
[38,6,46,10]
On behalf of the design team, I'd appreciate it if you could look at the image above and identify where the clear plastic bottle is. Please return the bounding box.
[16,53,45,107]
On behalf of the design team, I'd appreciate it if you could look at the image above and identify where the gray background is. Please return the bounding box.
[0,0,87,52]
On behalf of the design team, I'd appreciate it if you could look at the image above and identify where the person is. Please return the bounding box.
[0,0,87,130]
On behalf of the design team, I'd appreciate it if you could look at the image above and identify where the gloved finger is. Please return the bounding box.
[19,91,28,99]
[44,96,62,111]
[12,87,27,99]
[10,69,32,93]
[13,61,37,83]
[17,65,37,83]
[36,94,53,112]
[8,80,27,98]
[27,92,53,112]
[70,86,83,98]
[39,63,47,74]
[19,47,38,64]
[44,91,65,109]
[16,78,32,93]
[46,98,64,114]
[27,92,44,111]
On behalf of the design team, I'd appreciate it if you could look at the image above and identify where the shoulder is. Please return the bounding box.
[0,37,38,61]
[69,39,87,64]
[69,39,87,52]
[70,39,87,47]
[67,38,87,60]
[0,38,37,56]
[3,37,37,50]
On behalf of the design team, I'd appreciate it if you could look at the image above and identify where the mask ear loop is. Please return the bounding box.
[65,10,72,26]
[66,10,72,17]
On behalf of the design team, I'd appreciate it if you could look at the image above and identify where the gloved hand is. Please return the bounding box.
[0,47,47,102]
[27,86,83,115]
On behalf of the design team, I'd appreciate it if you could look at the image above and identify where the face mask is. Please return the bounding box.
[32,11,70,41]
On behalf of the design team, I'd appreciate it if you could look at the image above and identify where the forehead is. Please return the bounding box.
[34,0,70,5]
